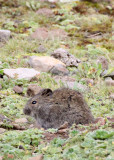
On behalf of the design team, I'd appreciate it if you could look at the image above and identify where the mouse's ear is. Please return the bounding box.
[41,89,53,97]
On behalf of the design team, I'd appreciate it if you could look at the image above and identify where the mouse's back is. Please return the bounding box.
[24,88,94,129]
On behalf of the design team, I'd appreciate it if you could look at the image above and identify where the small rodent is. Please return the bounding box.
[23,88,94,129]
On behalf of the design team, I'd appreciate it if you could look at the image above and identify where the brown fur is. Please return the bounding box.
[23,88,94,129]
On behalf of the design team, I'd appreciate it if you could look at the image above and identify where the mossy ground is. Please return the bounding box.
[0,0,114,159]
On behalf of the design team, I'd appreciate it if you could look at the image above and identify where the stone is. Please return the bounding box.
[58,121,68,130]
[49,29,68,40]
[54,76,88,92]
[101,70,114,80]
[51,48,81,67]
[0,30,11,42]
[50,64,69,75]
[105,77,112,81]
[50,4,56,8]
[105,79,114,86]
[4,68,40,80]
[36,8,54,17]
[28,155,43,160]
[35,45,47,53]
[27,84,42,96]
[31,27,68,40]
[28,56,65,72]
[13,85,23,94]
[15,118,28,123]
[0,114,11,122]
[97,56,108,71]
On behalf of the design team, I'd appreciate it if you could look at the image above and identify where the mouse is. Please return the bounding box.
[23,88,94,129]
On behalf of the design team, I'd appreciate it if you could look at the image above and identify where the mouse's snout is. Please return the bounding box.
[23,107,31,115]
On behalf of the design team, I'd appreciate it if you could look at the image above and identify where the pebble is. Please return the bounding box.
[13,85,23,94]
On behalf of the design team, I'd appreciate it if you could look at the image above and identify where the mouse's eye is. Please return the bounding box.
[32,101,37,104]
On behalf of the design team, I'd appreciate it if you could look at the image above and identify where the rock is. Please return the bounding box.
[105,77,112,81]
[49,29,68,40]
[54,76,88,92]
[15,118,28,123]
[28,56,65,72]
[109,93,114,100]
[12,123,26,130]
[36,8,54,17]
[35,45,47,53]
[13,85,23,94]
[105,79,114,86]
[50,64,69,75]
[0,114,11,122]
[31,27,48,40]
[51,48,81,67]
[28,155,43,160]
[0,30,11,42]
[97,56,108,71]
[58,121,68,130]
[101,70,114,80]
[4,68,40,80]
[50,4,56,8]
[31,27,68,40]
[0,128,6,134]
[0,84,2,90]
[27,84,42,96]
[57,128,68,134]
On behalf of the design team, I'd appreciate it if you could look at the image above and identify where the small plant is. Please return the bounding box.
[78,61,102,79]
[26,1,40,11]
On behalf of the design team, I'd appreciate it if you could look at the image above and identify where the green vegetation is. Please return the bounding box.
[0,0,113,159]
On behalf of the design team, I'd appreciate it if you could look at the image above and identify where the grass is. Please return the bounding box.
[0,0,113,159]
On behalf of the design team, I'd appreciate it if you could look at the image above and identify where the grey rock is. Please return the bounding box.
[0,30,11,42]
[27,84,42,96]
[36,8,54,17]
[30,27,68,40]
[51,48,81,67]
[105,77,112,81]
[50,64,69,75]
[105,79,114,86]
[54,76,88,92]
[101,70,114,80]
[15,118,28,123]
[35,45,47,53]
[4,68,40,80]
[0,114,11,122]
[28,56,65,72]
[13,85,23,94]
